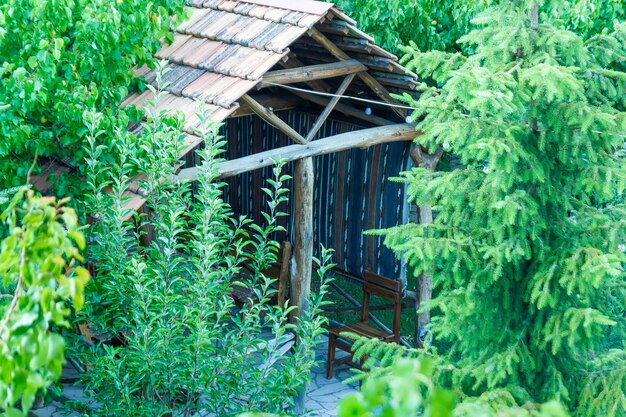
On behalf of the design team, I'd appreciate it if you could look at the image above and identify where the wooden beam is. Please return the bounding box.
[304,73,355,142]
[257,59,366,89]
[175,124,418,181]
[279,52,331,92]
[239,94,306,144]
[290,89,394,126]
[290,157,314,320]
[307,28,406,118]
[231,94,300,118]
[276,54,395,126]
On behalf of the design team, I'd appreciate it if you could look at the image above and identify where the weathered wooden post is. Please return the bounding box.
[410,145,442,348]
[291,156,314,413]
[290,157,314,319]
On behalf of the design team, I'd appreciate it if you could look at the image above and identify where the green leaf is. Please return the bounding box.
[27,56,38,69]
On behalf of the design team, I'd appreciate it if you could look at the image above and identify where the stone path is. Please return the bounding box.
[303,337,358,416]
[31,336,357,417]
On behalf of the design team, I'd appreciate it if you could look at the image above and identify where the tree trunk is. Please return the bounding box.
[410,145,443,347]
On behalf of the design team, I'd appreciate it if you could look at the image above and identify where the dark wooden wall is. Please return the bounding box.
[220,111,411,280]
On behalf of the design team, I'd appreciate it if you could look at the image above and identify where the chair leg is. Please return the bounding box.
[359,354,368,370]
[358,354,369,388]
[327,334,336,379]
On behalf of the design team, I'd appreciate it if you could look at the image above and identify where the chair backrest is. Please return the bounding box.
[361,271,402,341]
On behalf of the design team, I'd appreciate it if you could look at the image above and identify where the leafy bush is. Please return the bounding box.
[73,88,329,416]
[377,1,626,415]
[0,0,185,190]
[0,187,89,416]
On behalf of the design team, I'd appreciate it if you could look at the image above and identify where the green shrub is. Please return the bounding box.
[73,86,330,416]
[339,355,570,417]
[0,187,89,416]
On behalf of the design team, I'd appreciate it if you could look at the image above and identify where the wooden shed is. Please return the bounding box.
[37,0,422,318]
[121,0,422,314]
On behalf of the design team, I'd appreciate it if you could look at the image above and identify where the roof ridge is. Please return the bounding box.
[189,0,329,28]
[235,0,333,15]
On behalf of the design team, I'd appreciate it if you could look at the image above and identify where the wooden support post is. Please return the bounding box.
[277,241,291,309]
[239,94,306,144]
[291,158,314,415]
[290,157,314,320]
[410,145,443,348]
[305,73,355,142]
[257,59,366,89]
[307,28,406,118]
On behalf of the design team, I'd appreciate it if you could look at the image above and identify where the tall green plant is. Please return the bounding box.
[0,188,89,416]
[0,0,185,189]
[378,1,626,415]
[75,87,330,416]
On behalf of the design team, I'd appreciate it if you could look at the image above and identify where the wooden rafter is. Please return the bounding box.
[257,59,366,89]
[307,27,406,118]
[175,124,418,181]
[305,73,355,142]
[276,53,395,125]
[239,94,306,145]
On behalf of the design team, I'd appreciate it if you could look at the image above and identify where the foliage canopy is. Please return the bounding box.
[0,0,184,190]
[379,1,626,415]
[331,0,626,55]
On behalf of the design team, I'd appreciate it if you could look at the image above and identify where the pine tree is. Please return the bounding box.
[379,1,626,415]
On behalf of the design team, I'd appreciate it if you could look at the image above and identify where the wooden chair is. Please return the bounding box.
[326,271,402,379]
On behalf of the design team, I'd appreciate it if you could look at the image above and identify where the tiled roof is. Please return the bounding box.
[121,0,335,133]
[121,0,418,134]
